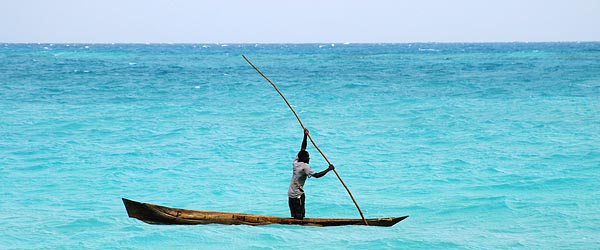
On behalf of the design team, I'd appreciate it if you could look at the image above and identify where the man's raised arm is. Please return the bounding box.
[301,128,308,151]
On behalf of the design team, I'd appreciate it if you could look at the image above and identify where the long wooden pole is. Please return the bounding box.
[242,55,368,225]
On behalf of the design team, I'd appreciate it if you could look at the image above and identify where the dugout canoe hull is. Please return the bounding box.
[122,198,407,227]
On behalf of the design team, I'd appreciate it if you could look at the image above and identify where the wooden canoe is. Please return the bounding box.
[122,198,408,227]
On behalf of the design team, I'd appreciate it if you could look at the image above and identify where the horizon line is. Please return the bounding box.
[2,40,600,45]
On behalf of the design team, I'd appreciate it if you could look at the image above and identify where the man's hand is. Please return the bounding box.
[328,164,335,171]
[314,164,335,178]
[304,128,309,135]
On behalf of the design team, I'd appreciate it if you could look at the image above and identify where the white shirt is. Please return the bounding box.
[287,156,316,198]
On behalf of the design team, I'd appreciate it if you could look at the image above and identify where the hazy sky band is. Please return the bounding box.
[1,0,599,43]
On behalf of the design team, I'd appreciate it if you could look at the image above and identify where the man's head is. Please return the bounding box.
[298,150,310,163]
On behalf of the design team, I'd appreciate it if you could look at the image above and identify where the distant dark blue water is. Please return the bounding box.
[1,43,599,249]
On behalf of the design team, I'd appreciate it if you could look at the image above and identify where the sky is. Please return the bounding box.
[1,0,599,43]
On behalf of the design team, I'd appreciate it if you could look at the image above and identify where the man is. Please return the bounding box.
[288,128,335,219]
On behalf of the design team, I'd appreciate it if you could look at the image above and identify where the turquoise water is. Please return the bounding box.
[1,43,599,249]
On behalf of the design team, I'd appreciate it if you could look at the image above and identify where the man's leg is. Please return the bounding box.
[299,193,306,219]
[288,196,304,219]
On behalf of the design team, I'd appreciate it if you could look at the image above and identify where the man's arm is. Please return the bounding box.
[301,128,308,151]
[312,164,335,178]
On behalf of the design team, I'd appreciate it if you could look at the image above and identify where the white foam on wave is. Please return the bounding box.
[418,48,440,52]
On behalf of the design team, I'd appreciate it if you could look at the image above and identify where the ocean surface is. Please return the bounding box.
[1,43,599,249]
